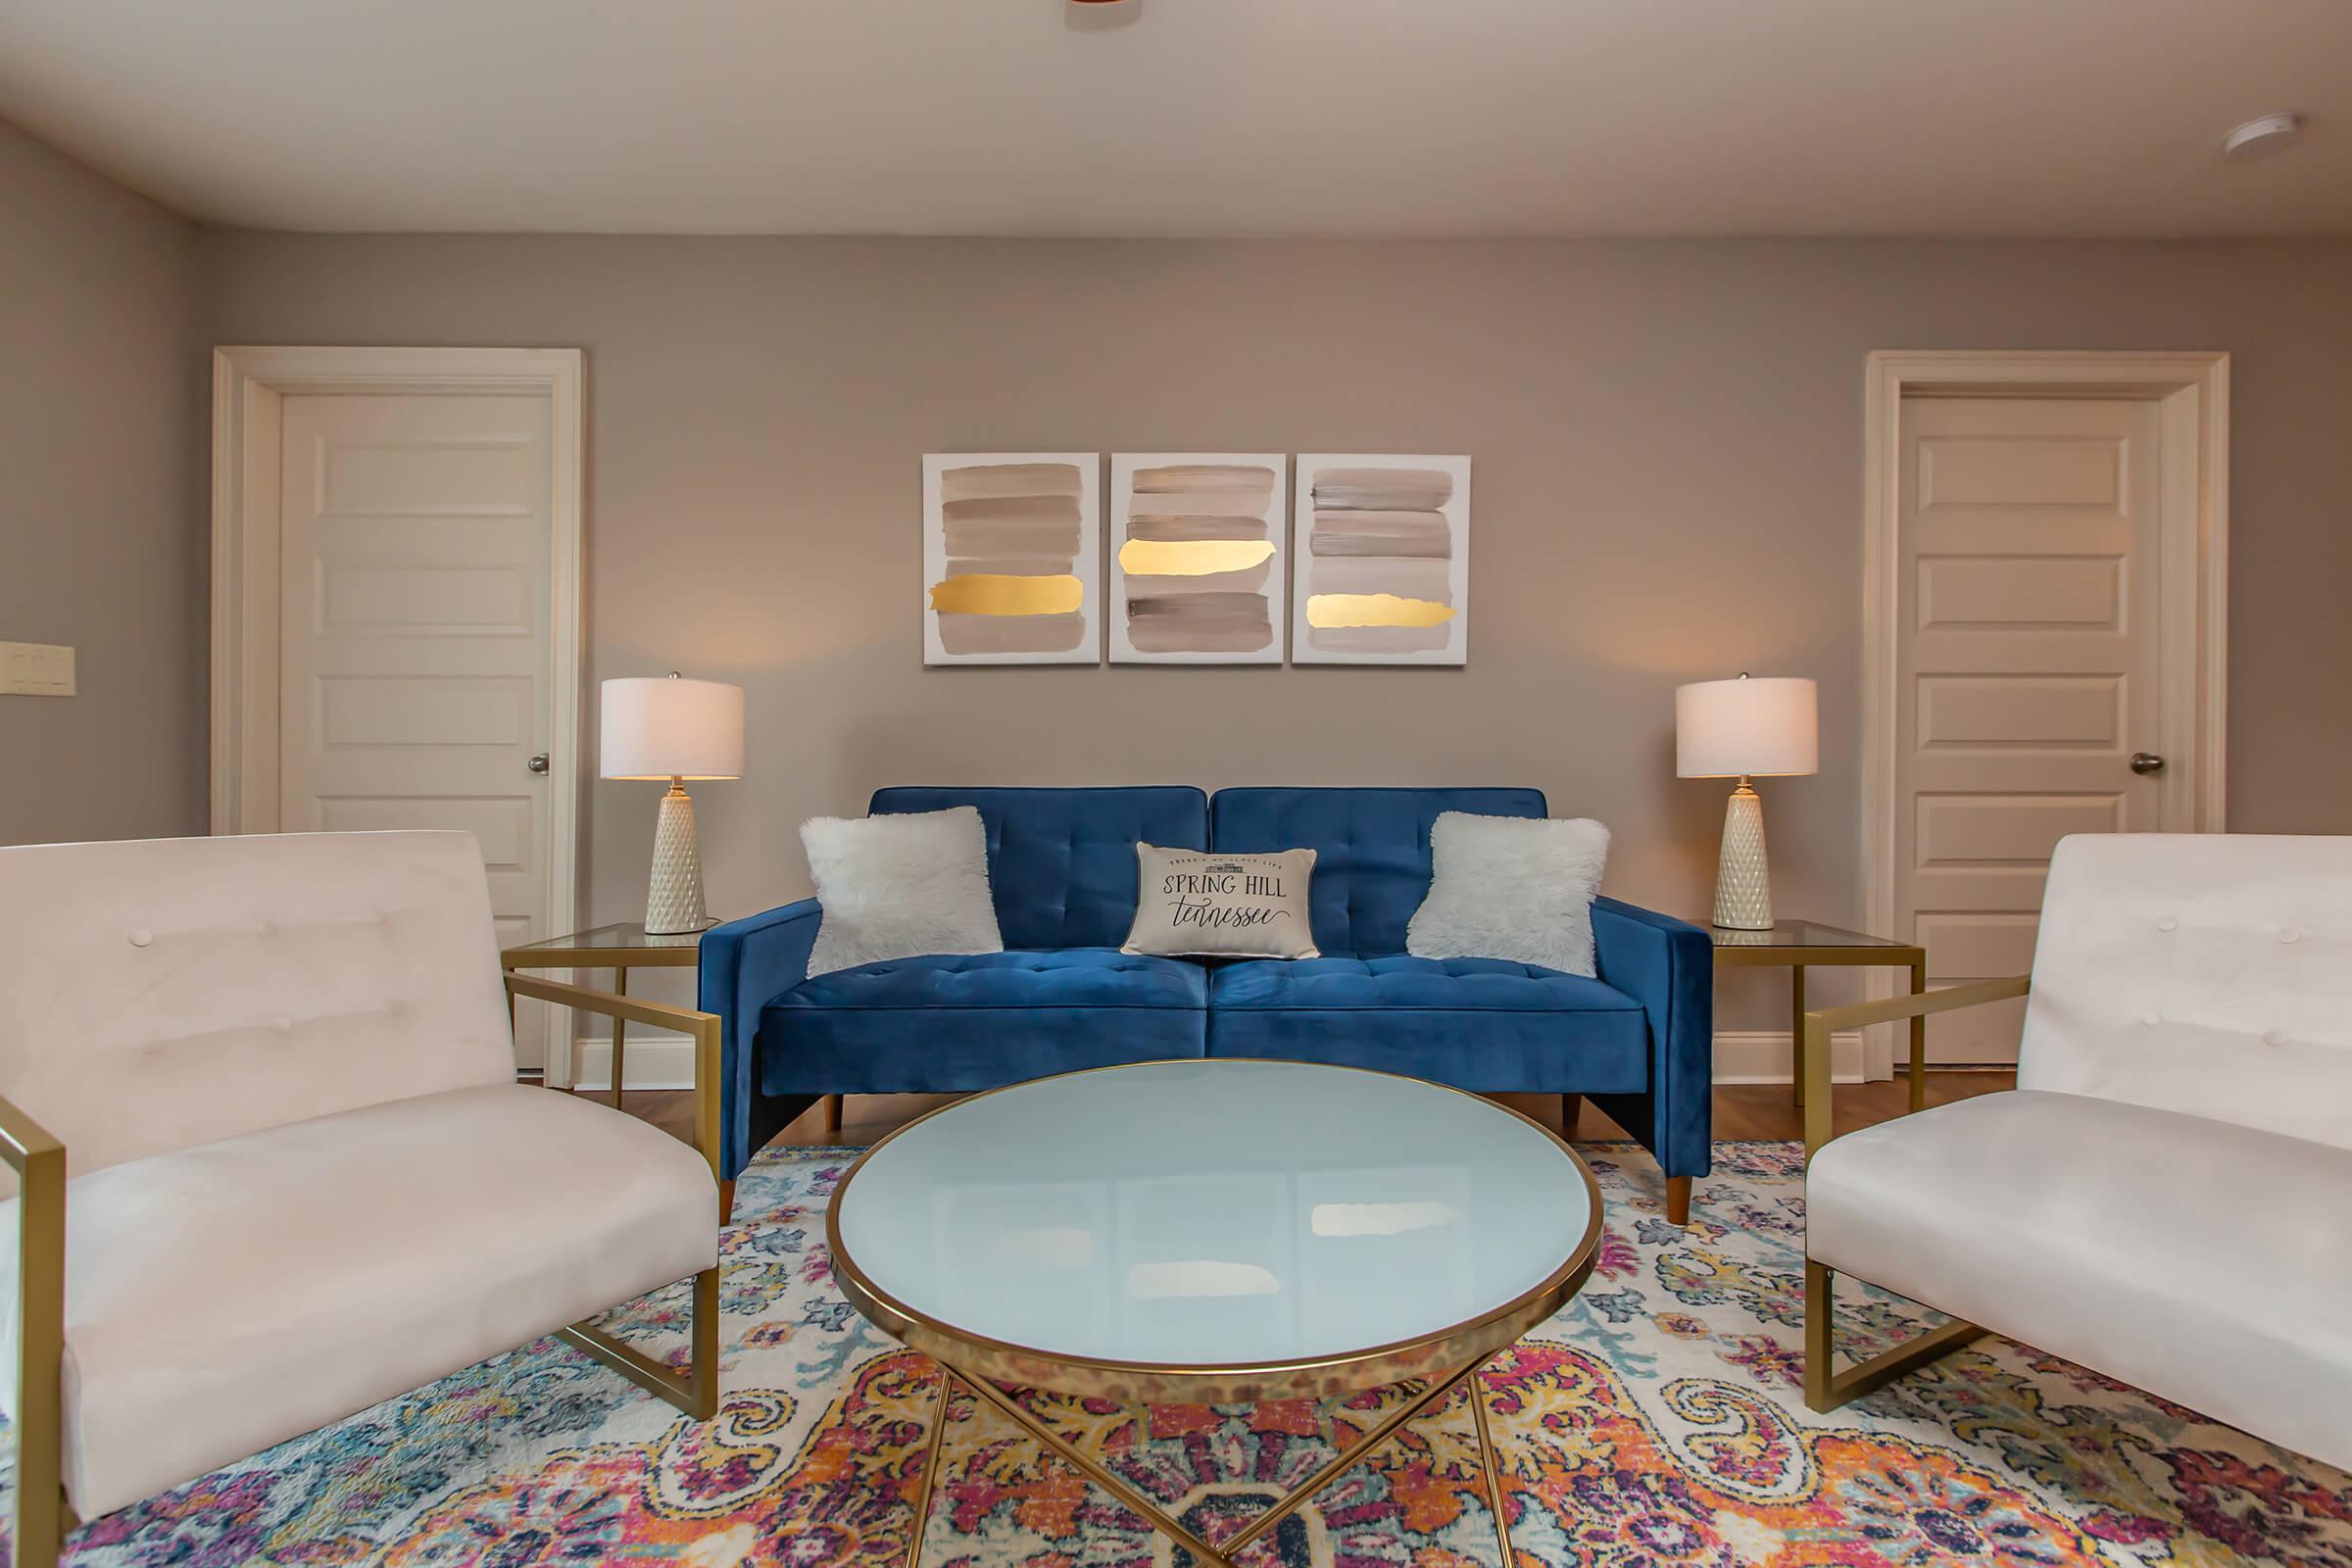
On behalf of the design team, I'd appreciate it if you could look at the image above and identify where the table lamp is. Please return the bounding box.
[601,673,745,935]
[1676,673,1817,931]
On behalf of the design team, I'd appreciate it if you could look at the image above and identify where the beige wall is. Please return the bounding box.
[0,118,207,846]
[9,113,2345,1034]
[200,234,2352,1016]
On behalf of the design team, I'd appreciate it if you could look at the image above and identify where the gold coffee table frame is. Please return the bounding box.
[825,1064,1604,1568]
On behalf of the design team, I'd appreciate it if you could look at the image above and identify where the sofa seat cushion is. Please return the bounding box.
[785,948,1208,1011]
[1,1083,717,1519]
[1206,956,1649,1092]
[760,950,1207,1095]
[1809,1090,2352,1471]
[1214,954,1634,1011]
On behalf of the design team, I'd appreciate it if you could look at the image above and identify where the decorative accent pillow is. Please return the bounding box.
[1406,812,1610,977]
[1122,845,1320,959]
[802,807,1004,978]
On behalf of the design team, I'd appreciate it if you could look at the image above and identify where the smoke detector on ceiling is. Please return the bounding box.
[2222,114,2303,162]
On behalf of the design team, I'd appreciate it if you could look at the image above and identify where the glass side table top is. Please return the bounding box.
[1706,919,1919,952]
[828,1060,1599,1396]
[503,920,720,958]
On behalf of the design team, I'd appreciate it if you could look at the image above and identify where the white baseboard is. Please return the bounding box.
[1710,1029,1875,1085]
[570,1031,697,1093]
[570,1028,1880,1094]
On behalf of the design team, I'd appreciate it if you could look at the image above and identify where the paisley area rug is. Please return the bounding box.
[14,1141,2348,1567]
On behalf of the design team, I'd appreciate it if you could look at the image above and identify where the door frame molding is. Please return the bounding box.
[209,345,587,1010]
[1860,349,2228,1064]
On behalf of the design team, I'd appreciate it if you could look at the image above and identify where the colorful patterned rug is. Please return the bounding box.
[15,1141,2348,1567]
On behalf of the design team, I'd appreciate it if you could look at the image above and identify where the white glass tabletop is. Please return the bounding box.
[828,1060,1598,1385]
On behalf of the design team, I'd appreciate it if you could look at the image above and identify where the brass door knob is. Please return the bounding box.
[2130,752,2166,775]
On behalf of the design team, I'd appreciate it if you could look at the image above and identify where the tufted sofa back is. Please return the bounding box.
[0,831,515,1190]
[870,787,1209,950]
[1209,787,1547,957]
[2018,833,2352,1150]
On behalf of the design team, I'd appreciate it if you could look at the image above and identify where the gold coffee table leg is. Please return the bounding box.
[905,1365,956,1568]
[1220,1360,1481,1555]
[951,1367,1243,1568]
[912,1353,1515,1568]
[1469,1369,1516,1567]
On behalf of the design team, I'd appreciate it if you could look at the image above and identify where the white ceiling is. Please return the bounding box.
[2,0,2347,237]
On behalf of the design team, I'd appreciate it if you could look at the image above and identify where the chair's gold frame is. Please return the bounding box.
[2,1095,70,1568]
[504,973,723,1423]
[500,925,712,1110]
[5,975,722,1568]
[1798,974,2030,1413]
[827,1062,1606,1568]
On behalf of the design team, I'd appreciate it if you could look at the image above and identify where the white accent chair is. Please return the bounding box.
[1802,833,2352,1470]
[0,832,723,1568]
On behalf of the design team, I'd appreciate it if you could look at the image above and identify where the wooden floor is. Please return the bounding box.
[588,1070,2017,1153]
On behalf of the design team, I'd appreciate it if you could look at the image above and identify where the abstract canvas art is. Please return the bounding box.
[1108,453,1288,663]
[1292,454,1471,664]
[922,454,1101,664]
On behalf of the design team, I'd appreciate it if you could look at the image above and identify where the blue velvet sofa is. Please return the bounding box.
[702,786,1713,1210]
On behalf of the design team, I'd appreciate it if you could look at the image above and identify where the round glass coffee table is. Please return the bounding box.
[827,1058,1602,1568]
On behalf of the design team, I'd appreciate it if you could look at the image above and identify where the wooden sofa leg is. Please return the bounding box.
[1665,1175,1691,1225]
[823,1094,843,1135]
[718,1179,735,1226]
[1560,1093,1583,1133]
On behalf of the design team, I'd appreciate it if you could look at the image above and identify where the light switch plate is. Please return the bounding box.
[0,642,75,697]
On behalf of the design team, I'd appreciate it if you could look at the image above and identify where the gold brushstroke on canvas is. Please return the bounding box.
[1116,539,1277,577]
[1305,592,1458,629]
[929,573,1085,615]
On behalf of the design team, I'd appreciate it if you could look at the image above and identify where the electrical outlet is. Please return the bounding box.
[0,642,75,697]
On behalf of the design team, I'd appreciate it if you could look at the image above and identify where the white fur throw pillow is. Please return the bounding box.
[802,807,1004,978]
[1406,811,1611,977]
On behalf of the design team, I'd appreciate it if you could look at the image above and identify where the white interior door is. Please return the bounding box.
[277,392,559,1068]
[1894,395,2174,1063]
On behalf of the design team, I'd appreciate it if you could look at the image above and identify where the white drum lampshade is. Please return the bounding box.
[1676,675,1817,930]
[602,675,745,934]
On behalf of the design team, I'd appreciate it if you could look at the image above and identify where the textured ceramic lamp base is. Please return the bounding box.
[1712,781,1773,930]
[646,782,709,935]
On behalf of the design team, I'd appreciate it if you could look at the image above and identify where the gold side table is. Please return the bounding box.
[502,920,719,1105]
[1708,919,1928,1151]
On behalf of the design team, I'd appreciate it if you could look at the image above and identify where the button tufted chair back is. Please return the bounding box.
[0,831,515,1191]
[2018,833,2352,1150]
